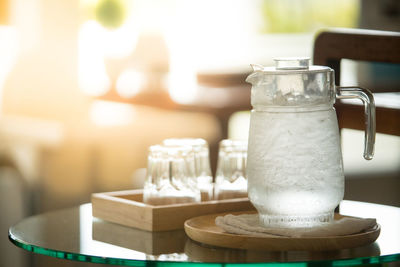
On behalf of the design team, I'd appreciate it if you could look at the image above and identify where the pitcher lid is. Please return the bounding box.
[251,57,331,74]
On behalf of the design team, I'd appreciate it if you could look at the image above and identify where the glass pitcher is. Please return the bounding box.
[246,57,375,228]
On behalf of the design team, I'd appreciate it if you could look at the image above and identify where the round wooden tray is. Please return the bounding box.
[184,211,380,251]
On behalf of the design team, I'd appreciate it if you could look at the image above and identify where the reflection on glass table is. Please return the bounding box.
[8,200,400,266]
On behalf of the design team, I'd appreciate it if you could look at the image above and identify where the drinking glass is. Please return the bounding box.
[143,144,201,205]
[214,139,248,200]
[163,138,213,201]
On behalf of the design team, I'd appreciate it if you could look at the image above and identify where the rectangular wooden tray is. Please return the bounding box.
[91,189,254,232]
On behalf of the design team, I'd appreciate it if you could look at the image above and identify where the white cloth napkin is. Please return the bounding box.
[215,213,377,238]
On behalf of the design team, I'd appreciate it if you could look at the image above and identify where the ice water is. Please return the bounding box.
[247,108,344,228]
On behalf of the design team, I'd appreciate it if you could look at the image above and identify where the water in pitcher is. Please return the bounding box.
[247,107,344,228]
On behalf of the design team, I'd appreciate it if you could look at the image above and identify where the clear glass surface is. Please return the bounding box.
[163,138,213,201]
[245,58,375,227]
[246,58,335,109]
[144,144,201,205]
[8,200,400,266]
[247,108,344,228]
[336,86,376,160]
[215,139,248,200]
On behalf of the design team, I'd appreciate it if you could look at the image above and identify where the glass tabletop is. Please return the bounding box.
[8,200,400,266]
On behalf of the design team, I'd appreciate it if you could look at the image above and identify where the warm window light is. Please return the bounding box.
[78,21,111,96]
[0,26,18,116]
[78,66,111,97]
[0,26,19,100]
[90,100,135,126]
[78,19,138,96]
[167,69,197,104]
[101,22,138,59]
[115,69,144,98]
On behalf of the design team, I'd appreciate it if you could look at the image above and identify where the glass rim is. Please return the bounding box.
[148,144,194,157]
[219,139,247,149]
[163,138,208,147]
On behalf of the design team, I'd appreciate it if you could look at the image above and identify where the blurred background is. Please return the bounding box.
[0,0,399,266]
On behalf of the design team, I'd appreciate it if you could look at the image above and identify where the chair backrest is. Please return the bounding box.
[313,28,400,83]
[313,28,400,136]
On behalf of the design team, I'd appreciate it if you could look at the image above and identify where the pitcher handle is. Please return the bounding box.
[336,86,376,160]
